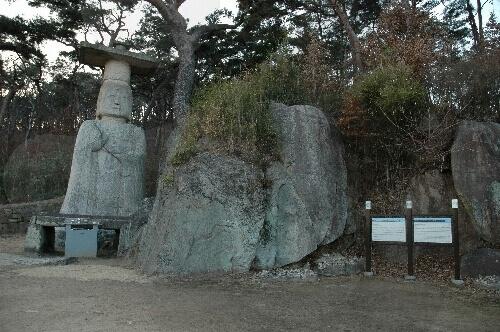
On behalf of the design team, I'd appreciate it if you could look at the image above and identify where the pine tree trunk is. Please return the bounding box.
[143,0,236,127]
[330,0,364,72]
[476,0,484,48]
[466,0,481,51]
[171,40,196,125]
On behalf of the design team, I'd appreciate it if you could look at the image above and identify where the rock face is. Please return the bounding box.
[407,170,454,214]
[61,120,146,217]
[254,104,347,269]
[405,170,481,251]
[451,121,500,244]
[138,153,266,274]
[461,248,500,278]
[138,104,348,274]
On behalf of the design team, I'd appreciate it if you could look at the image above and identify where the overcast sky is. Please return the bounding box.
[2,0,239,62]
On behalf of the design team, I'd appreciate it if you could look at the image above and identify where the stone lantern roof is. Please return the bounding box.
[79,42,160,75]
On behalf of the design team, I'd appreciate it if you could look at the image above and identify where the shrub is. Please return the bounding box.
[173,73,279,165]
[172,46,343,166]
[172,52,305,166]
[339,64,428,145]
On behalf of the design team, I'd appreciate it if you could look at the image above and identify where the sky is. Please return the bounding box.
[2,0,239,62]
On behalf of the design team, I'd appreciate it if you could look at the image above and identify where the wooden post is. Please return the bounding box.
[405,201,415,279]
[451,199,462,282]
[364,201,372,274]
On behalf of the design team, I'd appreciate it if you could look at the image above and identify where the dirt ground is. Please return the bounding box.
[1,235,499,332]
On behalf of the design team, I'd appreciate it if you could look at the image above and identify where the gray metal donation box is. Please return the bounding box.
[65,224,98,257]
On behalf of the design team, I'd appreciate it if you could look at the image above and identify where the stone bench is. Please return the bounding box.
[25,214,144,256]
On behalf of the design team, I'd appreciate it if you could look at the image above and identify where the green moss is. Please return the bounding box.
[171,145,197,167]
[161,173,175,187]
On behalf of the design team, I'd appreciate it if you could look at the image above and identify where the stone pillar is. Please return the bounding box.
[60,43,159,217]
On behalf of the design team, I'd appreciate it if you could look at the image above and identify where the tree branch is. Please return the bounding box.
[175,0,186,9]
[144,0,187,33]
[190,22,239,41]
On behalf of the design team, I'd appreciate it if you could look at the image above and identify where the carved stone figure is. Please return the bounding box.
[60,43,159,217]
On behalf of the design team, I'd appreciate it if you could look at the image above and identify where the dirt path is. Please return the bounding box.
[1,235,499,331]
[1,258,499,332]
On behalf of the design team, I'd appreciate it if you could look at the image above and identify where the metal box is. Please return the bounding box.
[64,224,98,257]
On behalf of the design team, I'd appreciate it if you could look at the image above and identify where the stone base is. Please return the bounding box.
[25,215,145,256]
[451,278,465,287]
[24,224,50,253]
[0,220,29,234]
[1,197,64,235]
[363,271,374,277]
[404,275,416,282]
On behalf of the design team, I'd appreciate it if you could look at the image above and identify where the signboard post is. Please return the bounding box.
[364,201,373,276]
[369,200,457,282]
[451,199,463,286]
[405,201,415,281]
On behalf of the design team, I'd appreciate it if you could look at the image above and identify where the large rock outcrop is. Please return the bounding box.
[254,104,347,269]
[451,121,500,244]
[138,153,266,274]
[138,104,348,274]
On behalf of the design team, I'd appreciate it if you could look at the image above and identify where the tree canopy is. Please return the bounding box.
[0,0,498,202]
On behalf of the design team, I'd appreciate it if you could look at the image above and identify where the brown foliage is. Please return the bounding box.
[364,6,452,78]
[301,38,343,114]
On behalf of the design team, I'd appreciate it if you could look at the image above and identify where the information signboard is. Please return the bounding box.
[414,217,452,244]
[372,217,405,242]
[372,216,452,243]
[364,199,461,280]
